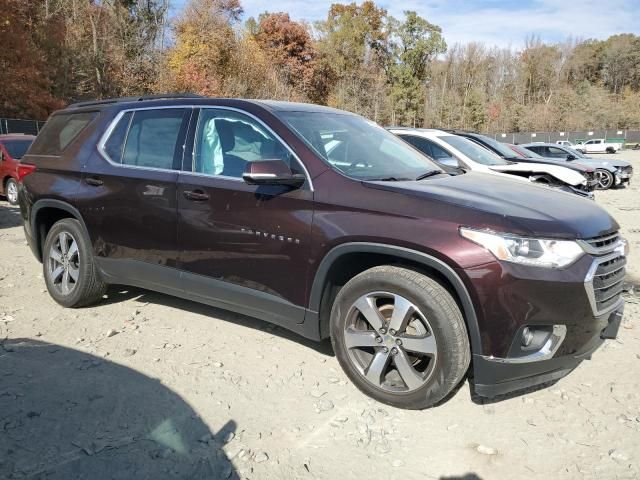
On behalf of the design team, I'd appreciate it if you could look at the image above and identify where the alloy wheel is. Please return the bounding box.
[343,292,437,393]
[6,180,18,204]
[47,231,80,295]
[595,170,614,190]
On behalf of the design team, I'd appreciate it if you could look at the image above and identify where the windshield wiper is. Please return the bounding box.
[366,176,410,181]
[414,170,444,181]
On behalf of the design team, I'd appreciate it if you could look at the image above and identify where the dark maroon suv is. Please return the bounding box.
[17,95,627,409]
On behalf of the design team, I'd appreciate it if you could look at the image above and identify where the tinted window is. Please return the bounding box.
[193,109,296,178]
[525,145,543,155]
[122,109,187,170]
[277,112,441,181]
[2,139,33,159]
[439,135,507,166]
[103,112,132,163]
[401,135,434,157]
[430,142,454,161]
[29,112,97,156]
[470,134,515,158]
[547,146,569,158]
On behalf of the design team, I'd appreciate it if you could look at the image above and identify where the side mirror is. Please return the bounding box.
[438,157,460,168]
[566,154,576,161]
[242,159,305,187]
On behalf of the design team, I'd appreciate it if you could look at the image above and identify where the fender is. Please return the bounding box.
[307,242,483,355]
[30,199,90,261]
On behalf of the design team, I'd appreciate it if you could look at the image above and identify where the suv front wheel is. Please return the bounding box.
[43,219,107,307]
[330,266,470,409]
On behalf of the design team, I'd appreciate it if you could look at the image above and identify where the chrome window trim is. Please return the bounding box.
[188,106,313,191]
[97,106,190,174]
[97,104,313,190]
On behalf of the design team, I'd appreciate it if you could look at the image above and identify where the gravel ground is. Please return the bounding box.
[1,151,639,480]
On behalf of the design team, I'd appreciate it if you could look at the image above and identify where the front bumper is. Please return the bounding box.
[460,244,626,397]
[614,171,632,185]
[473,303,623,397]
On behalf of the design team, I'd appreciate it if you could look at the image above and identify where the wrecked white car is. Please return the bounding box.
[390,128,595,198]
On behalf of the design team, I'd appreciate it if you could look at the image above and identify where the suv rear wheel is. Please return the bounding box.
[330,266,470,409]
[43,219,107,307]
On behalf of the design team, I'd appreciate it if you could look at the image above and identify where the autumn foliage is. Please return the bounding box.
[1,0,639,132]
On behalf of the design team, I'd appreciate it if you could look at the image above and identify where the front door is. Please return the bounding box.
[177,107,314,325]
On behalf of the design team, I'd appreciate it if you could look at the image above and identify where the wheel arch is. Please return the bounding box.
[2,175,15,189]
[308,242,483,355]
[31,200,90,262]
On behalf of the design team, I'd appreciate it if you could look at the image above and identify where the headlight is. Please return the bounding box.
[459,228,584,268]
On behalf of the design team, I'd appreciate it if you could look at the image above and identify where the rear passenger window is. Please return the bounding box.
[29,112,97,156]
[121,109,188,170]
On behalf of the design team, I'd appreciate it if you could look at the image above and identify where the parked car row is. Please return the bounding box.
[520,143,633,190]
[10,95,628,410]
[390,128,599,198]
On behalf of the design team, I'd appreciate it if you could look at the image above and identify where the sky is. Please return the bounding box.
[169,0,640,48]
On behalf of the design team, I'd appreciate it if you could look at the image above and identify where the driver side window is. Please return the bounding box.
[193,109,296,178]
[547,147,568,159]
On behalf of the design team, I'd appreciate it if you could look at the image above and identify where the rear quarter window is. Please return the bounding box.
[29,111,97,156]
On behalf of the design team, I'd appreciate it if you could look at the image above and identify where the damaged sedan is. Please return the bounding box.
[390,128,596,198]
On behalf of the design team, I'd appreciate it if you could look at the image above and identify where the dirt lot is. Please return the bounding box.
[1,151,639,480]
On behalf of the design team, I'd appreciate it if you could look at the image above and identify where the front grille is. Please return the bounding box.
[579,231,621,255]
[591,255,626,313]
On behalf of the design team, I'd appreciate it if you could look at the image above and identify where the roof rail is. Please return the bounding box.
[68,93,204,109]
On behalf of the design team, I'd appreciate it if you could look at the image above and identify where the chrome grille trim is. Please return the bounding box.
[584,250,626,316]
[578,231,621,255]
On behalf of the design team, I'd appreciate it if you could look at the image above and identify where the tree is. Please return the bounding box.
[315,1,391,121]
[387,11,446,126]
[159,0,296,99]
[254,13,334,103]
[0,0,62,118]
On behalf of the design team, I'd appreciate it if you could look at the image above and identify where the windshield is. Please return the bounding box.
[475,134,517,158]
[566,146,586,158]
[3,139,33,159]
[276,112,441,180]
[439,135,508,166]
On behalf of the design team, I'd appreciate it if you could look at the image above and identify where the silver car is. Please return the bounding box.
[520,143,633,190]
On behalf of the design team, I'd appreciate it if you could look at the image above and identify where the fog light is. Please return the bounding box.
[522,327,534,347]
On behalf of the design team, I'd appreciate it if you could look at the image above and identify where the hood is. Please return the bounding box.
[488,162,586,186]
[520,156,594,173]
[364,172,618,239]
[581,157,632,169]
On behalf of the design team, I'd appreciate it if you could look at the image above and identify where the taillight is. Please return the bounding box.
[17,164,37,182]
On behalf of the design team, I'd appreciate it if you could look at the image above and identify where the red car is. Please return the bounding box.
[0,134,36,205]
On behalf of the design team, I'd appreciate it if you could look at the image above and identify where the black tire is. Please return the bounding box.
[43,218,107,307]
[5,178,18,205]
[330,265,470,410]
[606,147,615,154]
[595,169,614,190]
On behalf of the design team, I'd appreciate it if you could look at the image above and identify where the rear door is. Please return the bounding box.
[77,107,191,290]
[176,107,314,326]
